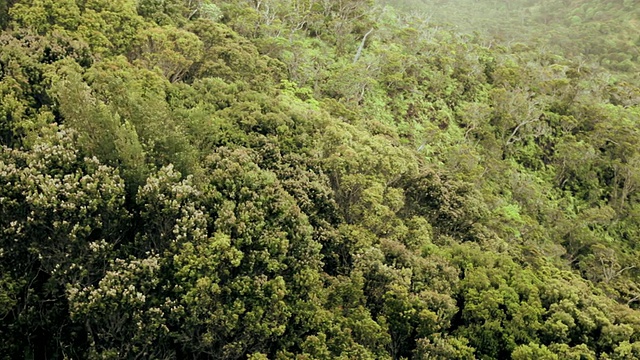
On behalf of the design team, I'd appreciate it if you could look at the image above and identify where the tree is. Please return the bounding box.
[512,343,558,360]
[0,125,129,357]
[130,25,203,83]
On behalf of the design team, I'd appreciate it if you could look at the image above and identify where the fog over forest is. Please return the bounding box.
[385,0,640,77]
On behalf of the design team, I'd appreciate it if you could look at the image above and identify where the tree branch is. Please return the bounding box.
[353,28,374,63]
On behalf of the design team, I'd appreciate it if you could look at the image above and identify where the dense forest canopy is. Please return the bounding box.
[385,0,640,77]
[1,0,640,359]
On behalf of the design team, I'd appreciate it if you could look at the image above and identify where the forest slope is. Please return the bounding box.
[1,0,640,359]
[386,0,640,78]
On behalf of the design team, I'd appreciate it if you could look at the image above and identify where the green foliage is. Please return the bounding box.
[130,25,204,82]
[9,0,81,34]
[0,126,129,357]
[1,0,640,358]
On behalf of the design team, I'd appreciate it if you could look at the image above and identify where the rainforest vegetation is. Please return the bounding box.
[1,0,640,359]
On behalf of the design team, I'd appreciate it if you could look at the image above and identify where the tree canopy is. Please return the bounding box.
[1,0,640,359]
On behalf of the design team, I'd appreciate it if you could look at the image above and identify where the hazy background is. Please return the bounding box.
[380,0,640,78]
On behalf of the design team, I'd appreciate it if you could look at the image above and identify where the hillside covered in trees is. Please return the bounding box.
[1,0,640,359]
[388,0,640,76]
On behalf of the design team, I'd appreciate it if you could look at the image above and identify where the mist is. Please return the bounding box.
[379,0,640,77]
